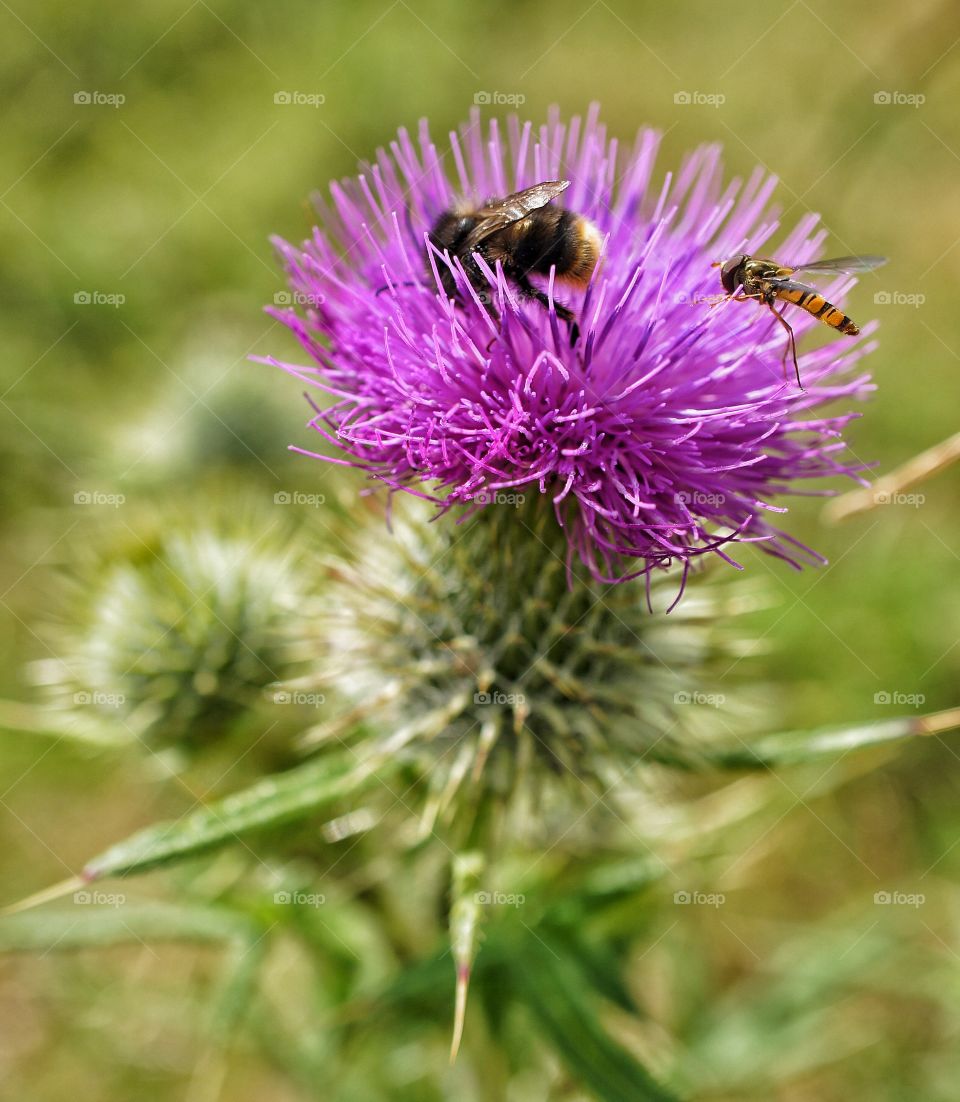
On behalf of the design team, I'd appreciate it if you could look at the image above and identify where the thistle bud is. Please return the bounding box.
[33,492,318,761]
[298,499,761,837]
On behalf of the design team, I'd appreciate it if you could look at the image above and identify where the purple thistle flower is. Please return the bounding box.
[262,104,875,585]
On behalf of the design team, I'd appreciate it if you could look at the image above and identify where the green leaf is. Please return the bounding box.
[210,936,269,1039]
[83,753,382,880]
[0,698,129,746]
[0,901,260,952]
[677,918,900,1093]
[513,933,681,1102]
[703,715,943,770]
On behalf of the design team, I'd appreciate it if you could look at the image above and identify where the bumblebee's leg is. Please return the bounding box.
[513,274,579,344]
[766,301,802,390]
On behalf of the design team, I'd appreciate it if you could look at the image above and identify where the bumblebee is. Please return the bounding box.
[716,253,887,388]
[427,180,602,340]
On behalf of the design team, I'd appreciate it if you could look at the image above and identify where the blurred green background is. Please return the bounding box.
[2,1,959,1098]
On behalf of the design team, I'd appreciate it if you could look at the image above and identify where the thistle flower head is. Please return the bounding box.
[265,105,875,583]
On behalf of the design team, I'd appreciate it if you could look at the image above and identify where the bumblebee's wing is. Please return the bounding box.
[462,180,570,252]
[782,255,887,276]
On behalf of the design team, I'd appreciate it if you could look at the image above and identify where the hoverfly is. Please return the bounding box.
[715,253,887,388]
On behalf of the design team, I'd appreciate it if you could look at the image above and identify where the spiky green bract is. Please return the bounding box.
[300,499,760,841]
[33,493,318,757]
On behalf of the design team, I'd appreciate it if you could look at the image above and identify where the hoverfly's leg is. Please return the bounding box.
[766,301,802,390]
[514,275,579,345]
[704,288,754,312]
[706,293,734,310]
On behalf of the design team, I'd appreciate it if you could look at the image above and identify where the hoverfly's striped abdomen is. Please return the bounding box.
[774,286,859,335]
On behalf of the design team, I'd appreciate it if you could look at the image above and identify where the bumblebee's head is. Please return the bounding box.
[717,254,747,295]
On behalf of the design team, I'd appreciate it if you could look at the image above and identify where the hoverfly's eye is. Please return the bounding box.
[718,255,745,295]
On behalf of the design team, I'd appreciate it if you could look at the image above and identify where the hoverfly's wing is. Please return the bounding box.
[462,180,570,252]
[781,255,888,276]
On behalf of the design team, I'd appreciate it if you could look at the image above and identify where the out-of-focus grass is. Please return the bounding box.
[1,0,959,1098]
